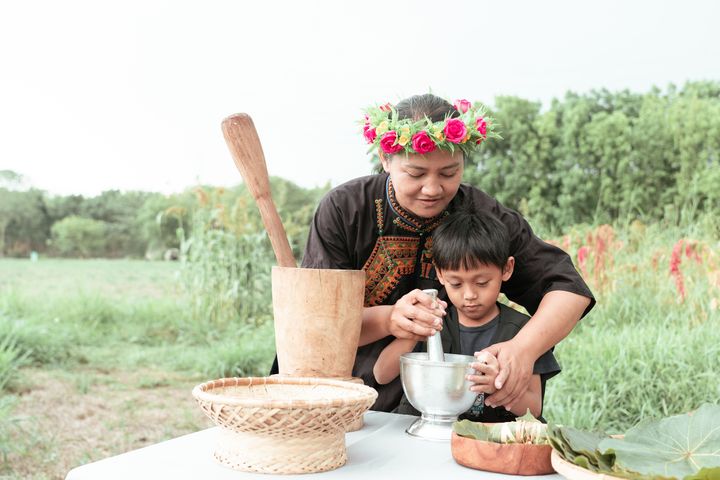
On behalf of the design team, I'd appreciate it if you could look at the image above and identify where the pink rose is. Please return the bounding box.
[476,117,487,137]
[443,118,467,143]
[454,99,471,113]
[476,117,487,144]
[364,123,377,143]
[411,131,436,154]
[379,103,392,112]
[380,131,404,154]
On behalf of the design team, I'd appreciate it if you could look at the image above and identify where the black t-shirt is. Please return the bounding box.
[458,316,499,358]
[299,173,593,412]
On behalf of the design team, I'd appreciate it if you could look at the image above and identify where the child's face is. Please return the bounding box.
[436,258,514,324]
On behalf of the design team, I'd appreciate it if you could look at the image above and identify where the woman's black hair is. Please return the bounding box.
[432,208,510,271]
[395,93,459,123]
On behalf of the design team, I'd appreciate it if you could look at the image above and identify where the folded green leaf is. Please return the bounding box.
[453,410,548,444]
[453,419,493,441]
[548,424,614,472]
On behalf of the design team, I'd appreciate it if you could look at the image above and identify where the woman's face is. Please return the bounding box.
[381,149,464,218]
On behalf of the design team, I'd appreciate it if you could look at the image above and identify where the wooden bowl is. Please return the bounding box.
[551,450,624,480]
[451,431,555,475]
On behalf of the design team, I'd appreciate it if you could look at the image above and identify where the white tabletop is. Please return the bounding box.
[66,411,561,479]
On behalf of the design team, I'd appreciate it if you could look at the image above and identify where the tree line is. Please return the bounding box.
[0,174,327,259]
[466,81,720,231]
[1,81,718,258]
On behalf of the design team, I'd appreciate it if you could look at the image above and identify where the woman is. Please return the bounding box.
[295,94,594,412]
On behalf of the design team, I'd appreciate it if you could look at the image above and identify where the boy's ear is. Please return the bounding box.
[435,267,447,285]
[502,256,515,282]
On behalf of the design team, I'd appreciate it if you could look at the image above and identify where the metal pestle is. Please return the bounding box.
[423,289,445,362]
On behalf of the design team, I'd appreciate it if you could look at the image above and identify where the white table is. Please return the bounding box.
[66,412,561,479]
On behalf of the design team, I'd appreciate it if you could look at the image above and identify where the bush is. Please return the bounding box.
[50,216,107,258]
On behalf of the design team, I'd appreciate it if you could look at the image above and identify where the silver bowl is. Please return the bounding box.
[400,352,477,441]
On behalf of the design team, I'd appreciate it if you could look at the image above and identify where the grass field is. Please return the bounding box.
[0,259,274,479]
[1,222,719,478]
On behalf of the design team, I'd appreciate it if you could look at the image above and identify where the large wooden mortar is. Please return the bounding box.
[272,266,365,379]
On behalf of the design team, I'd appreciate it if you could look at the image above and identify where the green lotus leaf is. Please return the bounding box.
[599,404,720,478]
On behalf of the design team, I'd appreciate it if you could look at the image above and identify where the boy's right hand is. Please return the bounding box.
[388,289,446,341]
[468,351,499,394]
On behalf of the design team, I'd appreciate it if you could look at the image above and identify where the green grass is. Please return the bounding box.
[0,258,275,478]
[0,259,276,376]
[0,258,181,300]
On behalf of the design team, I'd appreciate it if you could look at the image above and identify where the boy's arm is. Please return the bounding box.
[504,374,542,418]
[468,351,500,394]
[373,338,418,385]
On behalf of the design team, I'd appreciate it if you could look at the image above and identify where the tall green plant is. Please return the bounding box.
[179,188,274,334]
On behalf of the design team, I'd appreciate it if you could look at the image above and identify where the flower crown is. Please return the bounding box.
[362,99,500,156]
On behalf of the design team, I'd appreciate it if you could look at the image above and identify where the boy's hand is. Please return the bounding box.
[388,289,447,341]
[467,351,499,394]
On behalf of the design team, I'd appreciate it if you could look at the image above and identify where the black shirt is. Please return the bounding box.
[458,315,499,358]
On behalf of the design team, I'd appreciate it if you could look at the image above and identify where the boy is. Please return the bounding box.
[373,209,561,422]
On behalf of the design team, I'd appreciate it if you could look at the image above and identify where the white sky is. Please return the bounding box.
[1,0,718,196]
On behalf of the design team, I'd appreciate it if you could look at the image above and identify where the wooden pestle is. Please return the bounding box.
[221,113,296,268]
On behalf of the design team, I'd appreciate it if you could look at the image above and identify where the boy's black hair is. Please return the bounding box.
[432,208,510,271]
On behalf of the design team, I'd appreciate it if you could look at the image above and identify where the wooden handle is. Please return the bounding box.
[222,113,297,268]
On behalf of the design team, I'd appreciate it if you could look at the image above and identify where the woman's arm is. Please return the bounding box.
[359,305,393,346]
[359,290,446,346]
[483,290,590,409]
[505,374,542,418]
[373,338,418,385]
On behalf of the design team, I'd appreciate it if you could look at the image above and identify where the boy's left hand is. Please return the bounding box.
[467,351,499,394]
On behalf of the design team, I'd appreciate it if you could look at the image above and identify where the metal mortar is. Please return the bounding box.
[400,352,477,441]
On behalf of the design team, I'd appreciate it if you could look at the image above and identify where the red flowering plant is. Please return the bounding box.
[361,98,500,156]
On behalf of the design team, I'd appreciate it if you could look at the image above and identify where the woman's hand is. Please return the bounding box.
[467,351,499,394]
[481,339,535,410]
[387,289,446,341]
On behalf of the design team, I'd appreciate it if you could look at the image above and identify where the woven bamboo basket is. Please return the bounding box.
[192,376,378,474]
